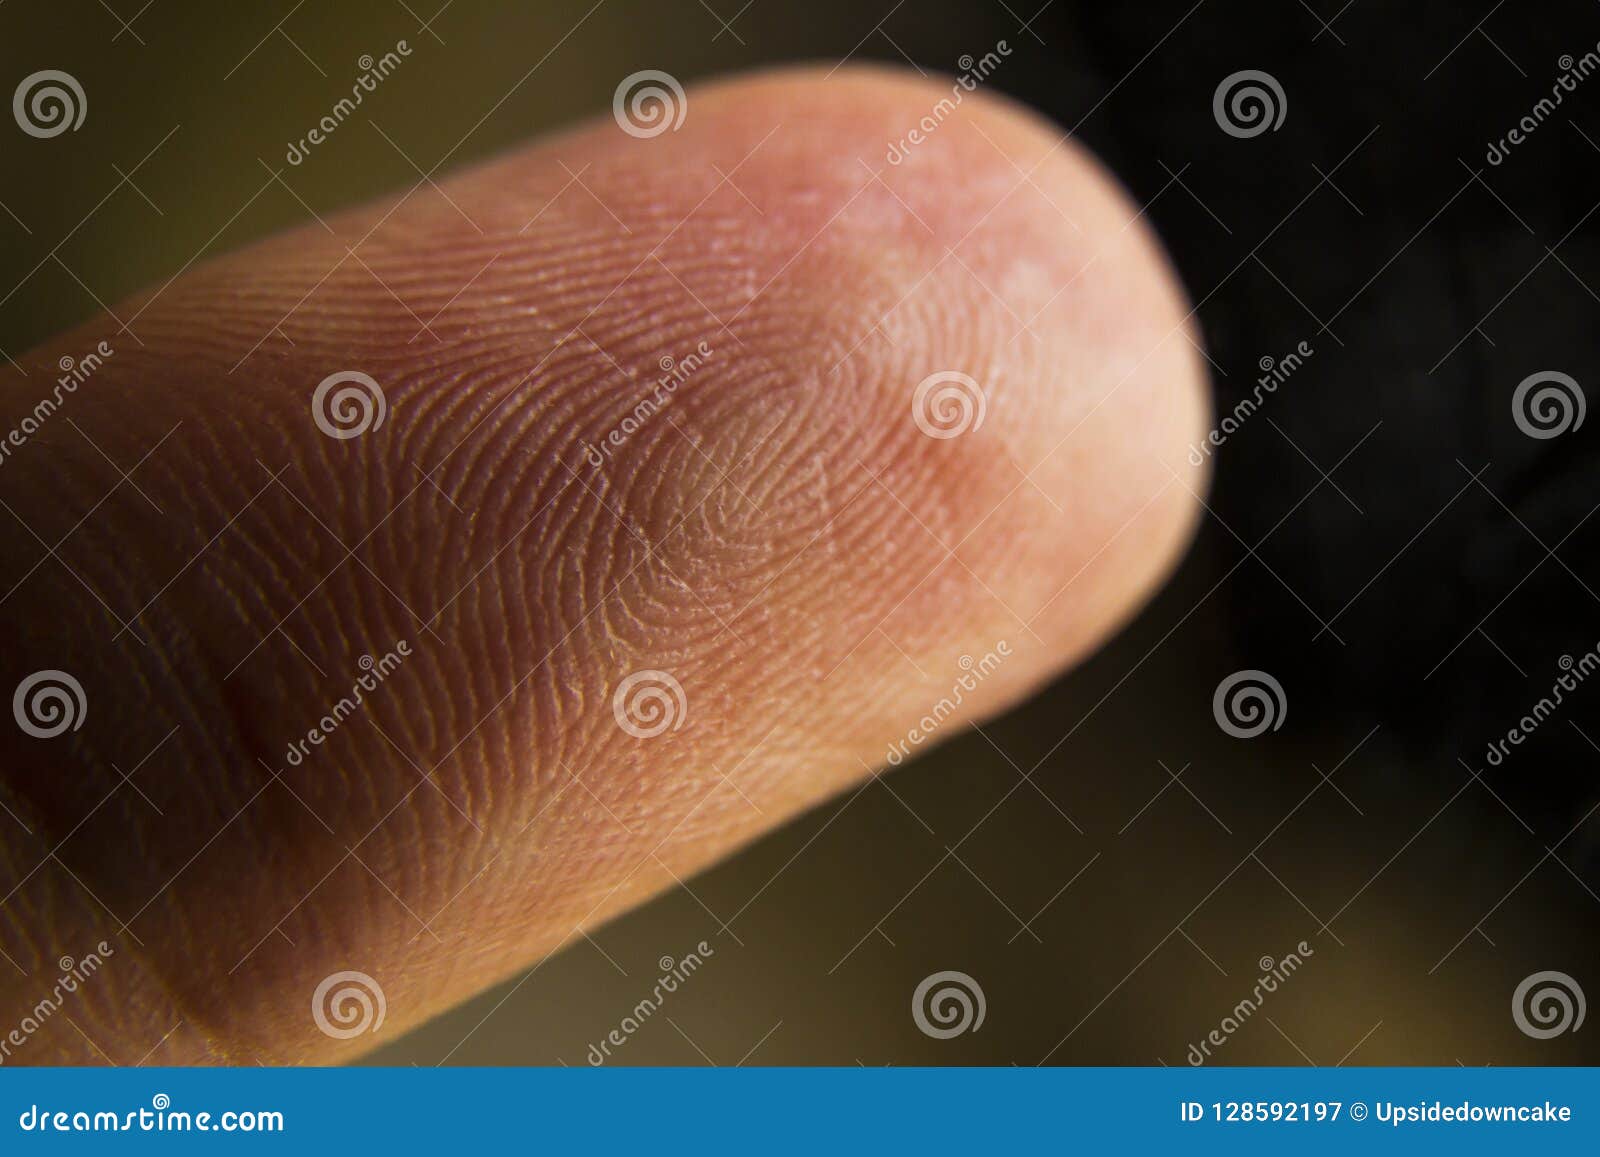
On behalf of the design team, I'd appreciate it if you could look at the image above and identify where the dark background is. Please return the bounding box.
[3,0,1597,1064]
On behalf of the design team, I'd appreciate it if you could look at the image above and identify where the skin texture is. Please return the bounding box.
[0,66,1208,1064]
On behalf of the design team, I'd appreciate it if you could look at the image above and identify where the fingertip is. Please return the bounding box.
[0,64,1212,1063]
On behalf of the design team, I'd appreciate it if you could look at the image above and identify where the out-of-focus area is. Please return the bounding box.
[3,0,1597,1064]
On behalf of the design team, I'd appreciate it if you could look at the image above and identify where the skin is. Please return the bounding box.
[0,66,1208,1064]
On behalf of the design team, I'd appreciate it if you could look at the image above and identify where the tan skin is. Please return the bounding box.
[0,67,1208,1064]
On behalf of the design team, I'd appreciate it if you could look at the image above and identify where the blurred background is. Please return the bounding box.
[3,0,1598,1064]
